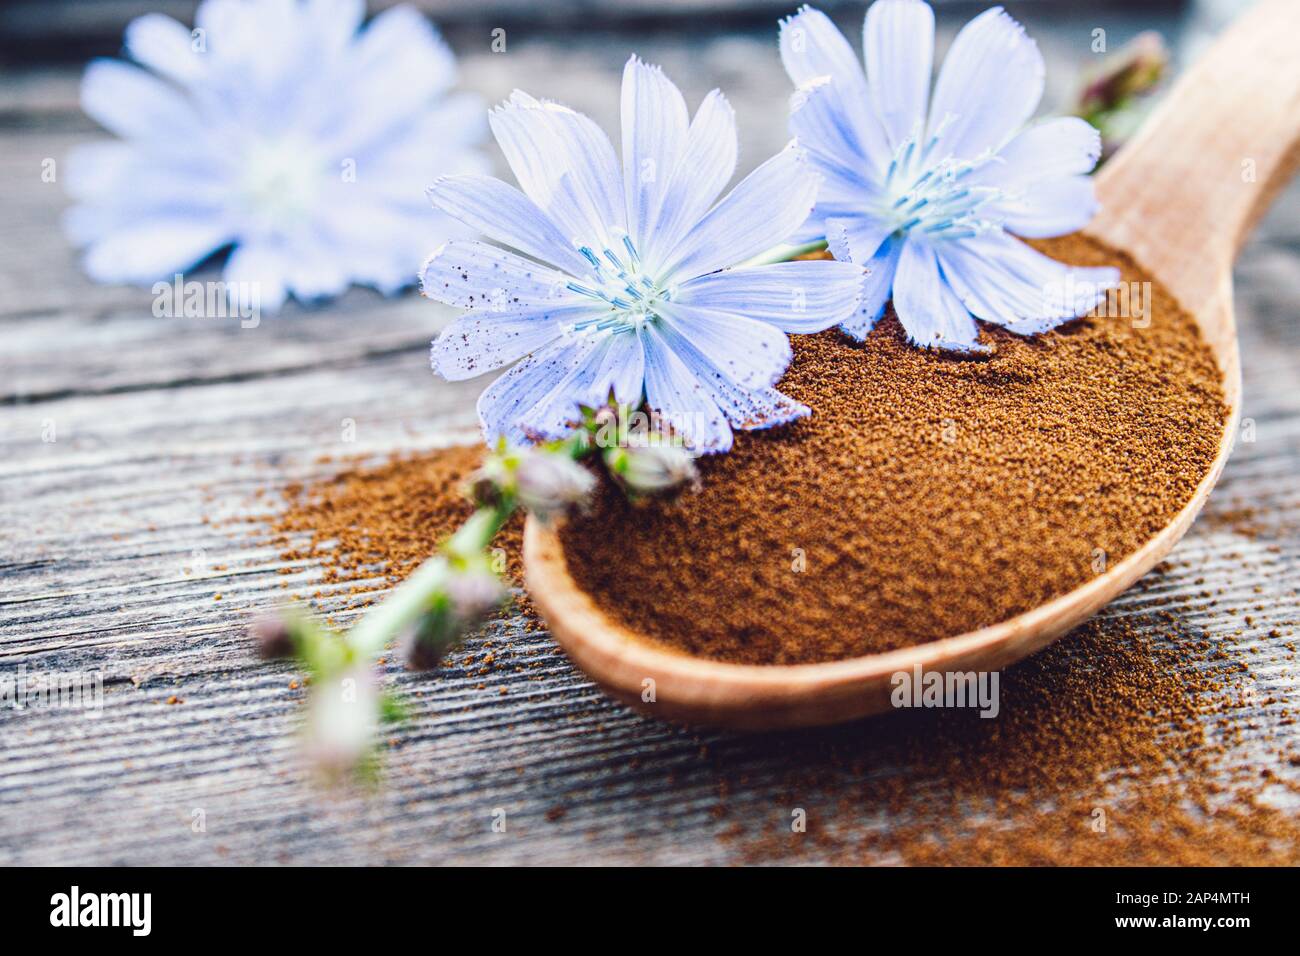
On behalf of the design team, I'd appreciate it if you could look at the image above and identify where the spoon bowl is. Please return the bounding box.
[523,0,1300,729]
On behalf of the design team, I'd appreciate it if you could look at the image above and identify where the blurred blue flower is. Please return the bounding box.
[65,0,488,312]
[423,56,864,453]
[781,2,1119,351]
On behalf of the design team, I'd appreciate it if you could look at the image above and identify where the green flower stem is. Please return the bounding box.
[741,238,829,268]
[447,504,513,560]
[287,415,707,777]
[347,503,512,659]
[344,436,591,664]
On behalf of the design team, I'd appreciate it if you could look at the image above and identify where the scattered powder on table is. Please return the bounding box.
[270,445,533,622]
[720,614,1299,865]
[559,234,1228,663]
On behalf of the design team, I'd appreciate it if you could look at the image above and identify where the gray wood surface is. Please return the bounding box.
[0,1,1100,56]
[2,10,1297,865]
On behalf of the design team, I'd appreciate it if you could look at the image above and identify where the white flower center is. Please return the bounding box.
[240,137,328,233]
[877,121,1006,242]
[563,235,670,335]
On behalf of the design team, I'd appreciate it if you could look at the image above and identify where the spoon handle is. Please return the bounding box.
[1089,0,1300,310]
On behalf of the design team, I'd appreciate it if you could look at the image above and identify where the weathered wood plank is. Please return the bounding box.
[0,1,1162,61]
[2,24,1298,863]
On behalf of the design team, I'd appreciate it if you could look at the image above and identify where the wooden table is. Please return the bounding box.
[3,10,1297,865]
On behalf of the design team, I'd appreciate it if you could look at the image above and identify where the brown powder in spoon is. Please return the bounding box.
[559,234,1227,663]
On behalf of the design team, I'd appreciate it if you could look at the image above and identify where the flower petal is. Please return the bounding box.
[662,144,821,281]
[321,5,459,154]
[303,0,367,56]
[639,324,733,452]
[893,236,987,351]
[80,59,203,145]
[657,301,792,389]
[673,260,864,334]
[477,337,600,444]
[63,142,135,204]
[825,215,892,264]
[780,5,867,94]
[965,117,1106,242]
[489,91,624,249]
[526,334,644,439]
[62,143,226,244]
[350,3,451,89]
[279,232,353,302]
[354,93,490,212]
[124,13,206,86]
[621,56,690,251]
[789,79,887,199]
[309,193,433,294]
[710,383,809,434]
[838,233,904,340]
[482,330,647,442]
[420,240,577,310]
[431,305,592,381]
[780,6,892,174]
[222,241,289,314]
[987,175,1100,238]
[193,0,262,57]
[927,6,1044,159]
[63,142,202,202]
[936,230,1118,330]
[651,322,810,435]
[82,217,234,285]
[864,0,934,149]
[643,90,738,270]
[975,116,1102,189]
[585,330,647,407]
[427,175,590,276]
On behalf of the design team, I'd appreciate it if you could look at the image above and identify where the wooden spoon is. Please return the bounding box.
[523,0,1300,730]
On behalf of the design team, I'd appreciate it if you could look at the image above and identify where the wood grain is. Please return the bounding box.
[2,17,1298,863]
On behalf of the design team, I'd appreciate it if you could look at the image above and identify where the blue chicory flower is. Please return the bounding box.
[65,0,488,312]
[423,56,865,453]
[781,2,1120,350]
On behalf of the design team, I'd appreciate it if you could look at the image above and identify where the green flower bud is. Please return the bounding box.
[513,448,595,518]
[603,438,699,497]
[304,664,380,777]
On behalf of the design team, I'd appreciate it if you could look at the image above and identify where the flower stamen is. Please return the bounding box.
[877,129,1006,241]
[565,234,669,337]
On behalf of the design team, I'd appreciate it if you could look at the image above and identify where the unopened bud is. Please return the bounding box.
[468,473,503,509]
[604,440,698,497]
[251,614,296,659]
[400,561,504,671]
[467,453,511,508]
[401,621,450,671]
[591,404,619,431]
[304,664,379,777]
[445,562,507,620]
[1077,31,1168,120]
[514,448,595,518]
